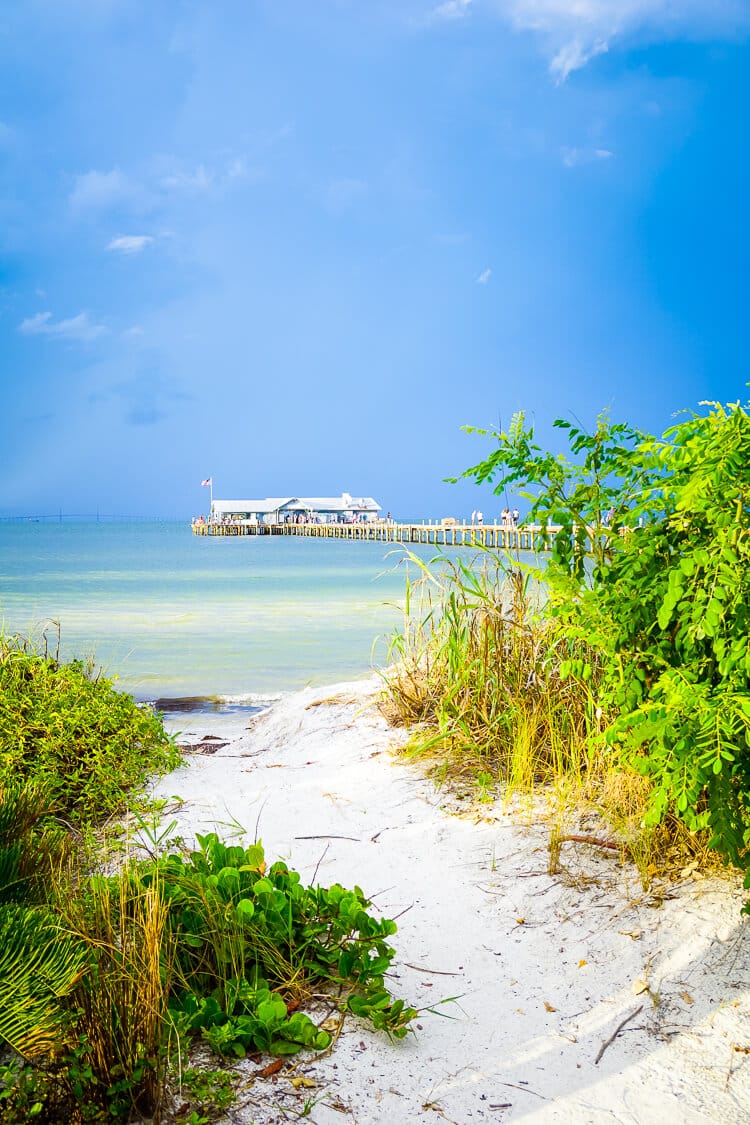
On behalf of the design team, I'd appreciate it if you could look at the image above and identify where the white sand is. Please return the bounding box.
[155,677,750,1124]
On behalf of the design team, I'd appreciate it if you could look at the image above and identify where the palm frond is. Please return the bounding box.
[0,904,88,1059]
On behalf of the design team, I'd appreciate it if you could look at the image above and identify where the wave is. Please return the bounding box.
[145,692,282,716]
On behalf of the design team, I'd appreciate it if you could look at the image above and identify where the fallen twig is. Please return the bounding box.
[558,834,624,852]
[311,843,329,883]
[294,834,360,842]
[403,963,460,977]
[497,1082,546,1100]
[594,1005,644,1065]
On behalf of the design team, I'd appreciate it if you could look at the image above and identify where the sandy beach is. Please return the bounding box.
[154,677,750,1125]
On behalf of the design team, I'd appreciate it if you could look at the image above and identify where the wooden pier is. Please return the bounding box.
[191,519,546,550]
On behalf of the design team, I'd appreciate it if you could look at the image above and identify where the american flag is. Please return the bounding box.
[201,478,212,487]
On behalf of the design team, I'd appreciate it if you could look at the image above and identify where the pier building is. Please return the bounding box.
[208,492,381,525]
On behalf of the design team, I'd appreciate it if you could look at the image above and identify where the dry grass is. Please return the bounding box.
[58,859,174,1120]
[382,550,722,888]
[383,554,595,787]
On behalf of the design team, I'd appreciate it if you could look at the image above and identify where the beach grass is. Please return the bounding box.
[382,549,719,886]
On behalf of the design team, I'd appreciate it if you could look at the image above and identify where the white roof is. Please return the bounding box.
[212,493,381,515]
[212,498,291,515]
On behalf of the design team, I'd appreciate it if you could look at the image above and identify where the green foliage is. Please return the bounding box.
[384,553,595,792]
[0,636,180,826]
[174,990,330,1058]
[60,871,172,1121]
[0,1035,165,1125]
[0,784,87,1063]
[458,410,646,578]
[460,398,750,896]
[0,906,86,1061]
[0,636,415,1122]
[0,1057,73,1124]
[177,1067,236,1120]
[2,831,415,1123]
[0,783,52,906]
[151,831,416,1053]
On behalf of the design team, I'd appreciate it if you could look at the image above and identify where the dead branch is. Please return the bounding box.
[558,834,627,853]
[594,1005,644,1065]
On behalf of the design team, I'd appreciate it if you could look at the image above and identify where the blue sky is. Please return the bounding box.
[2,0,749,519]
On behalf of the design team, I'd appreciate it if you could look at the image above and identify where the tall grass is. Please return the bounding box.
[384,551,598,789]
[382,550,713,883]
[59,861,174,1120]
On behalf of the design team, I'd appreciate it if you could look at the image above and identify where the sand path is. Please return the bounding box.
[155,677,750,1124]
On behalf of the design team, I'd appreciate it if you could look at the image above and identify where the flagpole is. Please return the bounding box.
[201,477,214,517]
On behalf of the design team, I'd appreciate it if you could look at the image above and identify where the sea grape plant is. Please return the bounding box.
[459,397,750,896]
[141,832,417,1056]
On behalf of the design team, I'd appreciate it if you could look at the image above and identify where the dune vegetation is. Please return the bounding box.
[3,394,749,1119]
[385,398,750,893]
[0,641,414,1124]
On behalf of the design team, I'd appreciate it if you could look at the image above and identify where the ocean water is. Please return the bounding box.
[0,521,453,704]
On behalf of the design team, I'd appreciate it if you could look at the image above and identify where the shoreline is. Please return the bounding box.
[153,676,750,1125]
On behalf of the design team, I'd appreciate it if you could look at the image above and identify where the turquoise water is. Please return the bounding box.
[0,521,451,701]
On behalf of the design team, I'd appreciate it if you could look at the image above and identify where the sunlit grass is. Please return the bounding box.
[382,549,719,887]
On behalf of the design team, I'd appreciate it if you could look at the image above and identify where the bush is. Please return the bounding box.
[0,642,416,1122]
[0,637,179,827]
[458,398,750,896]
[1,832,416,1122]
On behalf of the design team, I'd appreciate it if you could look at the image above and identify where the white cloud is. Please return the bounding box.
[459,1,750,78]
[325,177,369,212]
[477,267,492,284]
[431,0,473,20]
[549,36,609,81]
[71,150,259,219]
[226,158,246,180]
[561,145,614,166]
[505,0,748,37]
[71,162,212,214]
[159,164,214,194]
[106,235,155,254]
[69,167,146,211]
[18,310,108,343]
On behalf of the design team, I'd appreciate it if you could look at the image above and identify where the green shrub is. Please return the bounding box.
[458,398,750,896]
[2,829,416,1123]
[0,637,179,827]
[150,832,417,1054]
[0,638,416,1122]
[0,784,87,1065]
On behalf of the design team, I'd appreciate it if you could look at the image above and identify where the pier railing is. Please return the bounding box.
[191,519,559,550]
